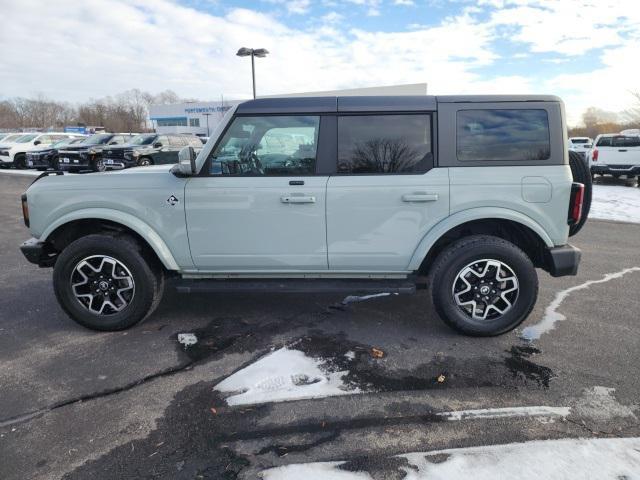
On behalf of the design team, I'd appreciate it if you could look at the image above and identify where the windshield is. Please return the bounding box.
[51,140,71,148]
[130,134,156,145]
[81,134,112,145]
[16,134,38,143]
[1,134,24,143]
[571,139,590,144]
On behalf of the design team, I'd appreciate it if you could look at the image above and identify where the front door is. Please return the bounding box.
[326,113,450,271]
[185,114,328,271]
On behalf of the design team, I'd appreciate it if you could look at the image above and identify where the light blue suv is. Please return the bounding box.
[19,96,591,336]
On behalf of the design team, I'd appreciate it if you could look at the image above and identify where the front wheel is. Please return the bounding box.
[53,234,164,331]
[430,235,538,336]
[14,154,26,169]
[91,156,105,172]
[137,157,152,167]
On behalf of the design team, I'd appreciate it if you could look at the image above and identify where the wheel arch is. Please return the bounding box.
[409,208,553,275]
[41,210,180,271]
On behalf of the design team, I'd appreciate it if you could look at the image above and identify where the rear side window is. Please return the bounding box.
[457,109,550,161]
[337,114,432,174]
[598,136,640,147]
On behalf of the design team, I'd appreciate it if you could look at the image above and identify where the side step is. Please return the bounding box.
[175,278,417,295]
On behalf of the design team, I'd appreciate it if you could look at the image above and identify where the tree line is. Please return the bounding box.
[0,89,196,133]
[568,92,640,138]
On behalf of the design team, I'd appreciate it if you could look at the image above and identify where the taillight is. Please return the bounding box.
[592,148,598,162]
[21,193,29,227]
[568,183,584,225]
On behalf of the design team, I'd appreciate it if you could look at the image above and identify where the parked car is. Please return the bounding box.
[0,133,28,149]
[0,132,22,143]
[0,132,81,168]
[26,137,87,170]
[57,133,137,172]
[101,133,204,169]
[19,95,590,336]
[586,133,640,180]
[568,136,593,158]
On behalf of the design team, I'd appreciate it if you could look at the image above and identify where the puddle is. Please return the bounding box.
[504,346,553,388]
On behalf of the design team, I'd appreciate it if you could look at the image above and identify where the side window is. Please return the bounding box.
[38,135,53,144]
[156,135,169,146]
[337,114,432,174]
[110,136,124,144]
[189,118,200,127]
[189,137,204,147]
[457,109,550,161]
[208,115,319,176]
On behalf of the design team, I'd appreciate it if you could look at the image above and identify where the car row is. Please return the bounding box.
[0,132,205,172]
[0,132,84,168]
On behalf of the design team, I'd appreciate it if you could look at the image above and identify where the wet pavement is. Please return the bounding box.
[1,173,639,479]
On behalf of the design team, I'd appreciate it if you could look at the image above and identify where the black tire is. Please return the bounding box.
[53,234,163,331]
[137,157,153,167]
[568,150,591,237]
[14,153,26,169]
[51,156,60,171]
[430,235,538,337]
[91,156,105,172]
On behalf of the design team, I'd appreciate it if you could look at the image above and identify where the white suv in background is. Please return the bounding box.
[0,133,80,169]
[568,137,593,158]
[587,133,640,180]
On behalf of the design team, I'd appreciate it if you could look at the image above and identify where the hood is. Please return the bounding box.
[60,144,107,152]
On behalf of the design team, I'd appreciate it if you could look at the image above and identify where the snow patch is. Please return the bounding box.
[177,333,198,347]
[572,386,637,421]
[262,437,640,479]
[590,184,640,224]
[215,348,359,406]
[521,267,640,341]
[438,406,570,422]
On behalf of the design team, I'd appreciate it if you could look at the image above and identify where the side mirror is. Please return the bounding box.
[34,140,41,145]
[175,146,197,176]
[153,142,163,148]
[109,141,118,145]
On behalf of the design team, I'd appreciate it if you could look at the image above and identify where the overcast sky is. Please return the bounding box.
[1,0,639,125]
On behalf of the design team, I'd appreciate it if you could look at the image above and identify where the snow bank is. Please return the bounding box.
[590,184,640,224]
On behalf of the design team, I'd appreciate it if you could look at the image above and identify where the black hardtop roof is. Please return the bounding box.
[236,95,562,114]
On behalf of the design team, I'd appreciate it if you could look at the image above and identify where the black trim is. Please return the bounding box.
[20,238,58,267]
[317,115,336,175]
[544,244,581,277]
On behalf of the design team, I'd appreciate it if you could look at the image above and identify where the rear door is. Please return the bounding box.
[326,111,449,271]
[185,114,330,271]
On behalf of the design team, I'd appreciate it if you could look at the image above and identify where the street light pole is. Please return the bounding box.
[236,47,269,99]
[202,113,212,137]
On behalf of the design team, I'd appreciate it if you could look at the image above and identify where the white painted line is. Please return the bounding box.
[521,267,640,341]
[438,405,570,421]
[0,169,41,176]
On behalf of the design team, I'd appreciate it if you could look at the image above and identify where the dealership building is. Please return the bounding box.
[148,83,427,136]
[148,100,243,136]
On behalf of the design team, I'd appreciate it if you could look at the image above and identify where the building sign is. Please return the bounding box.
[64,126,87,134]
[184,106,232,114]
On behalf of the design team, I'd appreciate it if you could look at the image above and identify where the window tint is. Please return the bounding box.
[612,136,640,147]
[157,118,188,127]
[337,115,432,174]
[209,115,319,176]
[457,109,550,161]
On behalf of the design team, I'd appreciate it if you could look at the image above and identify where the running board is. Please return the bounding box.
[174,278,417,295]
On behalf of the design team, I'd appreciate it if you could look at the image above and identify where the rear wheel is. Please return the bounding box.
[53,234,164,331]
[430,235,538,337]
[568,150,591,236]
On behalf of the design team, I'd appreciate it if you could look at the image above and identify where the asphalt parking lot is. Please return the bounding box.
[1,173,639,479]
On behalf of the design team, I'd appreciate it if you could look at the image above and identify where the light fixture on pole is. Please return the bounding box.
[202,113,212,137]
[236,47,269,99]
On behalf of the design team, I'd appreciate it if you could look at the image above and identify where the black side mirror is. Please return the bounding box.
[154,142,162,148]
[33,140,41,145]
[109,141,118,145]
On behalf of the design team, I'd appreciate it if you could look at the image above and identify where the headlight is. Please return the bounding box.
[132,151,140,157]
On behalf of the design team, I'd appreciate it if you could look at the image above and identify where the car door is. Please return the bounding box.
[326,112,449,271]
[185,114,330,271]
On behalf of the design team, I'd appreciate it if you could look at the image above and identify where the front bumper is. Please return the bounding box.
[26,154,51,168]
[20,238,58,267]
[544,244,581,277]
[591,164,640,176]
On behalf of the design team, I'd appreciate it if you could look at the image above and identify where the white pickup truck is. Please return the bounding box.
[587,133,640,180]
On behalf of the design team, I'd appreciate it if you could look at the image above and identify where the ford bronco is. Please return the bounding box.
[19,95,591,336]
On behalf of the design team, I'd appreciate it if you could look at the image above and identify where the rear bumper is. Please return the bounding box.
[20,238,58,267]
[544,244,581,277]
[591,164,640,176]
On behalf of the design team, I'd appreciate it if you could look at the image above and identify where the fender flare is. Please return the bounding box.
[40,208,180,271]
[407,207,554,271]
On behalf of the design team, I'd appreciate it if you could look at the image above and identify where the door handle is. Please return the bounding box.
[402,193,438,202]
[281,195,316,204]
[618,149,628,152]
